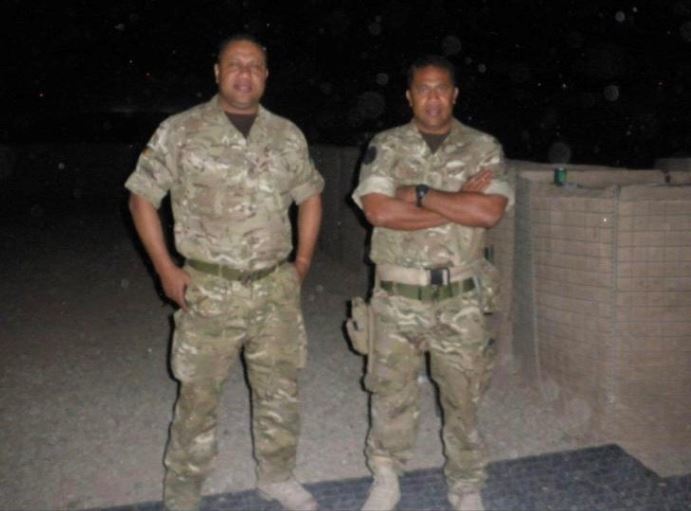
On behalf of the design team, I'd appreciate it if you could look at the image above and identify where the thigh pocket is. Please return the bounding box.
[183,269,227,317]
[170,304,232,383]
[366,301,422,395]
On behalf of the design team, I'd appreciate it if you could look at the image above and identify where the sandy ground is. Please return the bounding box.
[0,202,683,511]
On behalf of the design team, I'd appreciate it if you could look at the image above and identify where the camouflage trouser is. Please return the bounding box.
[365,283,496,493]
[163,263,307,511]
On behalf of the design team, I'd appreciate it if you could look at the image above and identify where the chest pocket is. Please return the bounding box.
[179,141,250,218]
[438,145,483,191]
[392,154,425,185]
[252,145,292,211]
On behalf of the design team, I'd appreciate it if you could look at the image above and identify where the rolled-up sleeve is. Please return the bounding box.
[478,141,515,210]
[352,176,396,209]
[289,131,324,204]
[351,135,397,209]
[124,120,178,208]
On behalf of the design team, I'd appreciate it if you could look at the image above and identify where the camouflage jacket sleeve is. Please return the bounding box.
[289,129,325,204]
[124,119,179,208]
[351,133,397,209]
[477,139,515,210]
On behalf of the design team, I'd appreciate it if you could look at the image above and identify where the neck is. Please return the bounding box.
[217,97,260,116]
[413,120,452,136]
[225,110,258,117]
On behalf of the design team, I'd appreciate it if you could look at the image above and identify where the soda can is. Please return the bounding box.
[554,167,567,186]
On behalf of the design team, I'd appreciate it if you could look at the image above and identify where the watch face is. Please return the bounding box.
[416,184,429,207]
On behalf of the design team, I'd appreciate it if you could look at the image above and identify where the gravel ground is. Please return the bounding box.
[0,204,680,511]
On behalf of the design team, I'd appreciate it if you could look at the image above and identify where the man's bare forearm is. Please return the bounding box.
[294,193,322,279]
[361,193,449,231]
[128,193,176,274]
[421,189,508,228]
[129,193,190,308]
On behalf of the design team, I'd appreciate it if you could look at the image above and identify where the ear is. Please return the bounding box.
[453,87,459,104]
[405,89,412,106]
[214,63,220,84]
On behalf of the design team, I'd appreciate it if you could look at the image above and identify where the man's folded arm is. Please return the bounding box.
[360,192,449,231]
[417,188,508,228]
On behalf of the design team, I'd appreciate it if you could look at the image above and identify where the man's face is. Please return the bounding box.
[406,65,458,134]
[214,40,268,114]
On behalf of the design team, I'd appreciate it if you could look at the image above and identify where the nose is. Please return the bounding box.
[236,64,252,76]
[427,88,441,101]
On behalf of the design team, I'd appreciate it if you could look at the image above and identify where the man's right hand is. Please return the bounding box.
[158,264,191,311]
[461,169,493,193]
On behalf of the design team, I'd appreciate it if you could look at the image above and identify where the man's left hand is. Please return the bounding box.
[462,169,493,192]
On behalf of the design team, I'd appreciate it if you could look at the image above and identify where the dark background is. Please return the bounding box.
[4,0,691,167]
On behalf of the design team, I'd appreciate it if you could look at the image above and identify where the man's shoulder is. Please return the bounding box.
[260,107,305,138]
[157,98,215,132]
[370,123,415,147]
[454,120,502,148]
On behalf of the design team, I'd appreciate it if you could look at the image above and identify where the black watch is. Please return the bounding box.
[415,184,430,208]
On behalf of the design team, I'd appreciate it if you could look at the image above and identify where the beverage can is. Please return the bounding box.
[554,167,567,186]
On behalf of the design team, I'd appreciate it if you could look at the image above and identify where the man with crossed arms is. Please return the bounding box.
[353,55,514,511]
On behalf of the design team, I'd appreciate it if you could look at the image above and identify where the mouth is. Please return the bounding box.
[233,83,253,93]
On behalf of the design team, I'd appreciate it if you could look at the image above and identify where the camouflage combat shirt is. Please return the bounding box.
[125,96,324,270]
[353,119,514,269]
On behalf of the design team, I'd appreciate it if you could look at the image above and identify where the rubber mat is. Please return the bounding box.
[98,444,690,511]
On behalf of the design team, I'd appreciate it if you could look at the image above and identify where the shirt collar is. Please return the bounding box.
[205,95,267,140]
[404,118,465,151]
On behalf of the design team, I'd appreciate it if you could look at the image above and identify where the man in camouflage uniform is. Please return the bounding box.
[126,34,323,511]
[352,55,514,511]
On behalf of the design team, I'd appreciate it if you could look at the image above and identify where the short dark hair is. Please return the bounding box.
[217,33,267,65]
[407,55,456,88]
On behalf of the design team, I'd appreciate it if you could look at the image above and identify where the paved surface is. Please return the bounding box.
[96,445,690,511]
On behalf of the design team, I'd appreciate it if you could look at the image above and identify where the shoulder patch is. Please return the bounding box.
[363,145,378,165]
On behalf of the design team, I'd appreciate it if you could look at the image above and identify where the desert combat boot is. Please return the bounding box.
[361,464,400,511]
[448,489,485,511]
[257,478,318,511]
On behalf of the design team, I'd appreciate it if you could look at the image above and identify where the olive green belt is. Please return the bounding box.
[187,258,286,283]
[380,278,475,301]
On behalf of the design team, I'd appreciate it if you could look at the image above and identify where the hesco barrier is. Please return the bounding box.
[502,163,691,458]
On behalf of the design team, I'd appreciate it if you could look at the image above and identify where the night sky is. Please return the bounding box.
[5,0,691,167]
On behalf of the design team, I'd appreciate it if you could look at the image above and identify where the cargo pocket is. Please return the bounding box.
[474,258,501,314]
[346,297,370,355]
